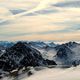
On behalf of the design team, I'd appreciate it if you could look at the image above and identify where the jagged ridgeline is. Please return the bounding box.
[0,41,80,78]
[0,41,56,74]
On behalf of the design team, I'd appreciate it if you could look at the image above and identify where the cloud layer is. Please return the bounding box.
[0,0,80,41]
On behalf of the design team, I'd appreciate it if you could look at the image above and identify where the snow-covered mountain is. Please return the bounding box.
[54,42,80,66]
[0,41,80,79]
[0,41,14,50]
[28,41,57,49]
[28,41,47,49]
[28,41,80,67]
[0,41,57,79]
[28,41,57,61]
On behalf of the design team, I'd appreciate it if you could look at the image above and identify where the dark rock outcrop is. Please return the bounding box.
[0,42,45,71]
[45,59,57,65]
[55,44,74,65]
[0,42,57,73]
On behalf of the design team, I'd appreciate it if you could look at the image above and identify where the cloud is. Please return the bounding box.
[13,0,51,17]
[0,0,80,41]
[35,9,58,14]
[0,20,10,25]
[54,1,80,8]
[4,30,80,41]
[12,0,64,17]
[10,9,25,15]
[0,7,12,17]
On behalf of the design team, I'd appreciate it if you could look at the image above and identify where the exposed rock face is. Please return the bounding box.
[64,42,79,48]
[0,41,80,79]
[54,43,80,66]
[45,59,57,65]
[56,45,73,58]
[0,41,80,72]
[0,42,46,71]
[55,45,73,65]
[0,42,57,73]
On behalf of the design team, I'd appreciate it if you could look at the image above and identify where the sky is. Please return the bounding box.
[0,0,80,41]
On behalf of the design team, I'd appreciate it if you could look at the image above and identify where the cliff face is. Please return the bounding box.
[0,42,57,73]
[54,42,80,66]
[0,41,80,79]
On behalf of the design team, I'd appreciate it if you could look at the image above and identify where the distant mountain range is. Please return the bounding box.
[0,41,80,78]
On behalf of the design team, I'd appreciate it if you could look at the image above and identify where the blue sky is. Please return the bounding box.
[0,0,80,41]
